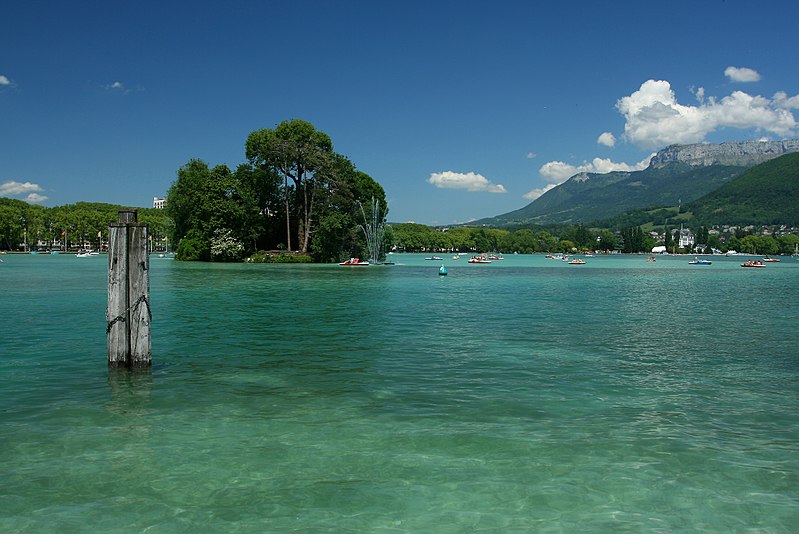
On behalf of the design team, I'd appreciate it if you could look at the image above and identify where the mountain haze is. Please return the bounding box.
[473,140,799,226]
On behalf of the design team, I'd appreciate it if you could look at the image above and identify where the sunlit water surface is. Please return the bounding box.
[1,253,798,532]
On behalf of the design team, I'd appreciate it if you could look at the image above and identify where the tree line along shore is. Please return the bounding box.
[2,120,799,260]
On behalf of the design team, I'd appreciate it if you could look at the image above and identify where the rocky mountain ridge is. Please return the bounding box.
[472,138,799,226]
[648,139,799,168]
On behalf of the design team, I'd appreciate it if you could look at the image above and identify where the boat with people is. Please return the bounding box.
[339,257,369,266]
[567,258,586,265]
[762,256,780,262]
[740,260,765,268]
[488,254,505,260]
[425,256,443,260]
[76,249,100,257]
[688,257,712,265]
[468,254,491,264]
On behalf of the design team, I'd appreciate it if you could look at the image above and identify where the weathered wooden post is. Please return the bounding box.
[107,209,151,368]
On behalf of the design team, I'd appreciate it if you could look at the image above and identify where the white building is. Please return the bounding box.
[153,196,166,209]
[677,225,694,248]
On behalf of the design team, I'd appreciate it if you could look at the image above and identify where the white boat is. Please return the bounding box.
[340,257,369,266]
[76,249,99,257]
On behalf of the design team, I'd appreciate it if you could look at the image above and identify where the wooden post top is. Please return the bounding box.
[118,209,138,224]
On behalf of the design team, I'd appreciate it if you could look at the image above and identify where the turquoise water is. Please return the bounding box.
[1,253,798,532]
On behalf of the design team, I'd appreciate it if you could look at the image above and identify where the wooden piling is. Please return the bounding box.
[107,209,151,368]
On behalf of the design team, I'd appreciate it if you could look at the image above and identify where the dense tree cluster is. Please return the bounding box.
[388,224,619,254]
[0,198,169,252]
[167,119,387,262]
[620,226,646,253]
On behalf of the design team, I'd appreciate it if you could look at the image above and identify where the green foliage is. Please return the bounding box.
[687,153,799,226]
[159,119,387,262]
[739,235,779,255]
[593,206,680,230]
[245,119,334,253]
[166,160,256,257]
[778,233,799,255]
[590,153,799,230]
[175,230,209,261]
[0,197,169,252]
[475,163,746,226]
[620,226,646,253]
[388,223,601,254]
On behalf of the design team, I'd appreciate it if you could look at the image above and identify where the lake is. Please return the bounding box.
[1,253,798,532]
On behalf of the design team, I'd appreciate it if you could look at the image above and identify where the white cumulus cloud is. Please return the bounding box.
[597,132,616,147]
[427,171,507,193]
[538,155,653,184]
[773,91,799,110]
[525,154,653,201]
[0,180,44,196]
[616,79,798,148]
[522,183,558,201]
[725,66,761,83]
[25,193,48,203]
[0,75,10,85]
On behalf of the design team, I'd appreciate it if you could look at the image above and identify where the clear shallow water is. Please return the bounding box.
[1,253,798,532]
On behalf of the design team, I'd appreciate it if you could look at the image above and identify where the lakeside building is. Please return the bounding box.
[677,225,694,248]
[153,196,166,209]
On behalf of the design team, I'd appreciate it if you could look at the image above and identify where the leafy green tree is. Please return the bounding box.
[175,229,209,261]
[166,159,211,247]
[310,154,387,261]
[231,163,282,252]
[707,233,722,252]
[246,119,334,253]
[595,229,617,251]
[778,234,799,255]
[557,239,576,253]
[0,199,24,250]
[166,160,252,257]
[512,229,536,253]
[533,230,558,252]
[620,226,646,253]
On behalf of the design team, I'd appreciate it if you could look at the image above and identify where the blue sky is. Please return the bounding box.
[2,0,798,225]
